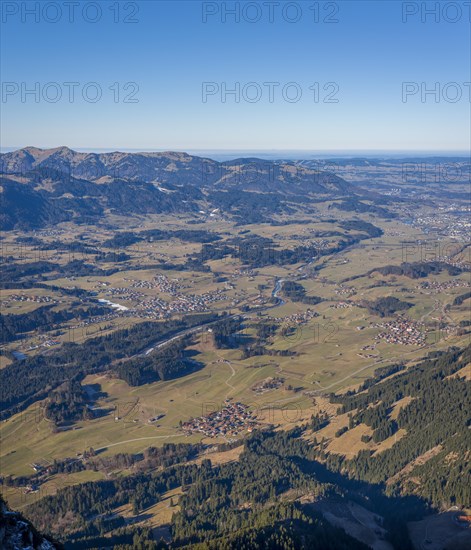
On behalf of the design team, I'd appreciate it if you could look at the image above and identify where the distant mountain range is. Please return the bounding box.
[0,147,390,230]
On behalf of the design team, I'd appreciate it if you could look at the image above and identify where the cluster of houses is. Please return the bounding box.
[291,236,331,253]
[331,301,353,309]
[182,400,258,438]
[4,294,59,305]
[34,229,64,238]
[269,308,319,326]
[103,286,145,300]
[334,285,357,297]
[135,274,183,294]
[231,268,258,279]
[94,273,228,318]
[373,316,426,346]
[413,209,470,242]
[417,279,470,292]
[140,289,227,316]
[27,339,60,350]
[252,377,285,394]
[71,311,122,329]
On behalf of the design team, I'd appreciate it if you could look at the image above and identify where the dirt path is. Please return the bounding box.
[224,361,236,396]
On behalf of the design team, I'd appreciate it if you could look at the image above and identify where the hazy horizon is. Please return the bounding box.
[2,145,470,162]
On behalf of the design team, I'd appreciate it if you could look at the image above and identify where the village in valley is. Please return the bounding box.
[181,400,258,439]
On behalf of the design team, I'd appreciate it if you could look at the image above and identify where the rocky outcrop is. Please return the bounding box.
[0,497,59,550]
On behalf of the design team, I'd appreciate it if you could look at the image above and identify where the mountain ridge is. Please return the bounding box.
[1,146,350,187]
[0,147,391,230]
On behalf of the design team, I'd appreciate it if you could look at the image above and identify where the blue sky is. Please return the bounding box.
[1,0,470,152]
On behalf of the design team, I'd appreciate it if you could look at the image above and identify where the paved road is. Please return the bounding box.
[131,278,288,361]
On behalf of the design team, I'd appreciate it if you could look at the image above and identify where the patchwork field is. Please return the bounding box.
[1,209,470,540]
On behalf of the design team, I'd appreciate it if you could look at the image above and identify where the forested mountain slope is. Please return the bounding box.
[14,344,470,549]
